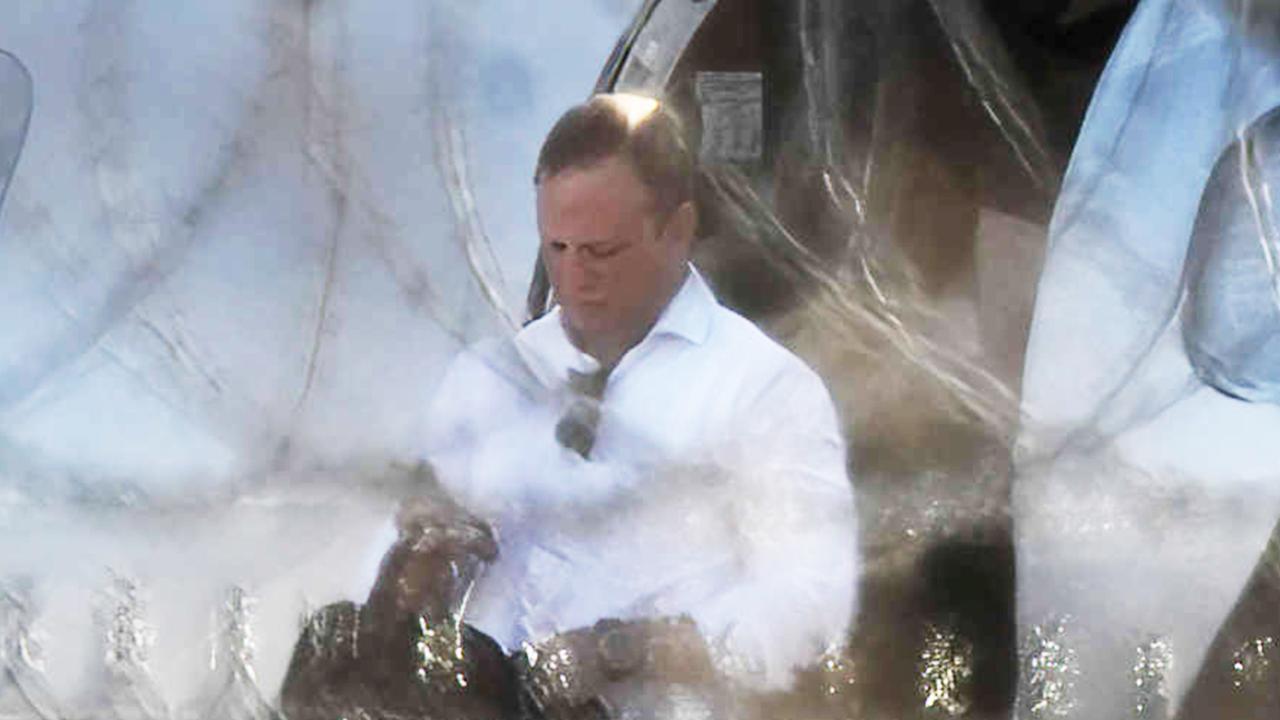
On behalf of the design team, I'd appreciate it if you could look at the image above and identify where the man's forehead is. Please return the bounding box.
[538,155,653,204]
[537,209,634,244]
[537,160,657,235]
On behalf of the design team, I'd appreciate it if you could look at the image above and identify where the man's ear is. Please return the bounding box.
[666,200,698,250]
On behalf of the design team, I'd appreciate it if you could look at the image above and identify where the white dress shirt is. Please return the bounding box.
[423,267,858,689]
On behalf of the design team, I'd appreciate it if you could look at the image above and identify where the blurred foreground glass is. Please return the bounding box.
[0,49,31,213]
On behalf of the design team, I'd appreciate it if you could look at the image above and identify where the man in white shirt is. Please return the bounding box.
[401,95,858,703]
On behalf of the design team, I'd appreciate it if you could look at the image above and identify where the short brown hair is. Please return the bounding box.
[534,94,694,215]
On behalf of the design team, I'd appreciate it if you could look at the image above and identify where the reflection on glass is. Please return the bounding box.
[0,49,31,214]
[3,0,1279,719]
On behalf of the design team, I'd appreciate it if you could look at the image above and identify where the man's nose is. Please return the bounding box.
[561,251,600,291]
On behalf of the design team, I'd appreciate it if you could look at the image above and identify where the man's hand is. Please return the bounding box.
[366,463,499,618]
[516,615,722,718]
[396,489,499,563]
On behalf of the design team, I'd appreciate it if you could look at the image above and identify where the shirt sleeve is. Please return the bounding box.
[689,362,859,691]
[343,349,492,604]
[424,343,576,522]
[423,344,637,520]
[419,348,483,499]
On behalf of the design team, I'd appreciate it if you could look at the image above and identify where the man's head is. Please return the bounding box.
[534,94,697,364]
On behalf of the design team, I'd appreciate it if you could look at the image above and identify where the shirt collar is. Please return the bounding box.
[647,265,714,346]
[514,264,716,379]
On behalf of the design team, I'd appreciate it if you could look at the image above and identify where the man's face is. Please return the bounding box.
[537,154,689,355]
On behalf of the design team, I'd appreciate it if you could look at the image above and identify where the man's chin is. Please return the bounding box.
[561,312,622,354]
[562,309,612,336]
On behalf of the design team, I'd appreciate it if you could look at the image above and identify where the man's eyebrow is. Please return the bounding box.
[544,236,623,247]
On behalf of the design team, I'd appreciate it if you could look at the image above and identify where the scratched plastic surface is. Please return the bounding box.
[1017,1,1280,718]
[0,1,1277,719]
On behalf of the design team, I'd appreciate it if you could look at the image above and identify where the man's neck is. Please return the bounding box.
[567,325,639,371]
